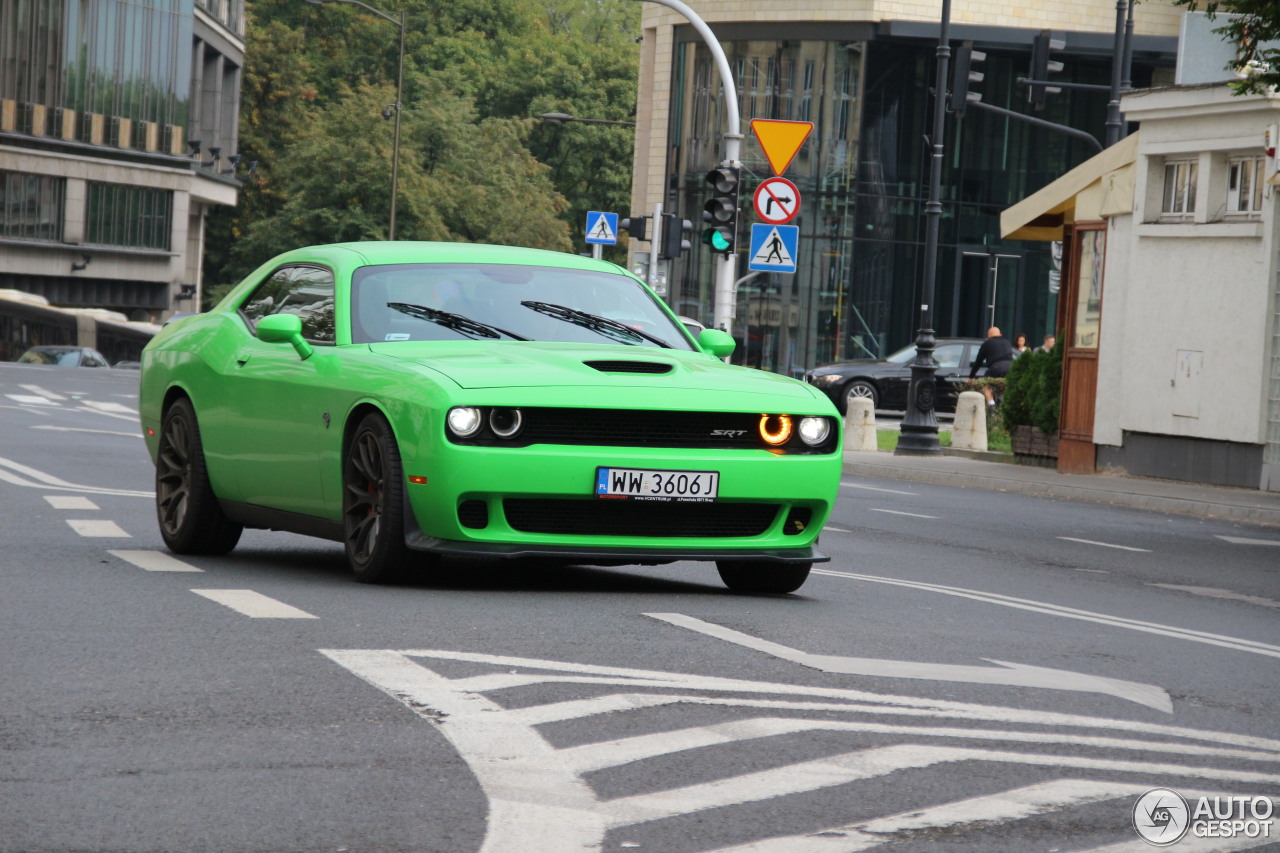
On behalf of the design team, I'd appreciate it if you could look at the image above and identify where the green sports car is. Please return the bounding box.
[139,242,841,593]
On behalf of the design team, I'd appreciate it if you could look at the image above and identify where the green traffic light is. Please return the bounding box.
[710,231,732,251]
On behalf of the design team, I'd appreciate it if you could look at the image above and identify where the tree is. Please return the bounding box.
[1174,0,1280,93]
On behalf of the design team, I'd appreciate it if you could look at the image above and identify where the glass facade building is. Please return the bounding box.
[650,23,1176,375]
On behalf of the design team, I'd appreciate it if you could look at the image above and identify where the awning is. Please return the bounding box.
[1000,132,1140,241]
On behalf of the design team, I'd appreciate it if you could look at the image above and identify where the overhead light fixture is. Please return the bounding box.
[188,139,202,156]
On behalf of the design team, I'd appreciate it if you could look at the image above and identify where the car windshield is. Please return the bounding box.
[18,348,79,365]
[885,344,917,364]
[350,263,694,350]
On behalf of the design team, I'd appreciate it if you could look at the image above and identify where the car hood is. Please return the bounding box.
[367,341,816,400]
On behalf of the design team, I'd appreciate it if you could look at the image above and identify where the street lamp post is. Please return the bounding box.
[895,0,952,456]
[307,0,406,240]
[537,112,636,128]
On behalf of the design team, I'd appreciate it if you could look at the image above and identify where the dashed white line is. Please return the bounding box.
[190,589,317,619]
[841,480,918,495]
[109,550,203,573]
[66,519,130,537]
[44,495,98,510]
[822,525,851,533]
[1058,536,1151,552]
[32,425,142,439]
[869,508,939,519]
[1216,535,1280,547]
[6,394,56,406]
[1149,584,1280,610]
[19,384,66,401]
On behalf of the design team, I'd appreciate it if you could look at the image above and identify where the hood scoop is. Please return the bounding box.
[584,359,673,375]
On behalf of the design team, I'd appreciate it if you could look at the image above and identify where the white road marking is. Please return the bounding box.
[32,425,142,439]
[1217,535,1280,547]
[0,456,152,497]
[6,394,56,406]
[812,570,1280,659]
[109,550,203,573]
[44,495,98,510]
[323,648,1280,853]
[868,507,939,519]
[191,589,317,619]
[81,400,137,415]
[1149,584,1280,610]
[19,384,66,400]
[822,525,851,533]
[647,612,1171,712]
[1058,536,1152,552]
[841,480,917,495]
[66,519,130,537]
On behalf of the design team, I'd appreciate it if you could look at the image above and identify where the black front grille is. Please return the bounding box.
[514,408,764,449]
[458,500,489,529]
[584,360,673,374]
[503,498,780,537]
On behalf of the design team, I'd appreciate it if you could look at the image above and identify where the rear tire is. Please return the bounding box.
[716,560,812,594]
[155,397,243,555]
[343,413,413,584]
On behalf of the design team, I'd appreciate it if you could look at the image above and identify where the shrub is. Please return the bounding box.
[1000,349,1043,428]
[1031,337,1063,434]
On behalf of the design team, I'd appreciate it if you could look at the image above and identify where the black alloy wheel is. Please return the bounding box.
[343,413,415,583]
[716,560,812,595]
[155,397,242,554]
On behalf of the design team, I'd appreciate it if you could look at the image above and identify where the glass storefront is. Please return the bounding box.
[663,30,1168,374]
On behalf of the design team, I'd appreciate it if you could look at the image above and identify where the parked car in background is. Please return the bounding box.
[16,345,110,367]
[139,241,842,594]
[805,337,985,414]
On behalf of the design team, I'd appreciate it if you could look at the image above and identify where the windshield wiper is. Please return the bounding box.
[520,301,672,348]
[387,302,529,341]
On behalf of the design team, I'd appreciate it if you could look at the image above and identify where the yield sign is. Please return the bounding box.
[750,118,813,175]
[753,176,800,224]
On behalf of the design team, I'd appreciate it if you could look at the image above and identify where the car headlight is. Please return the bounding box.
[758,413,793,446]
[797,416,832,447]
[810,374,843,387]
[447,406,484,438]
[488,407,523,439]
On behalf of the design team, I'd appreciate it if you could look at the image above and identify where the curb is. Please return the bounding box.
[842,457,1280,528]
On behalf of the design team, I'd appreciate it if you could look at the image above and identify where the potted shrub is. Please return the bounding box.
[1002,338,1062,462]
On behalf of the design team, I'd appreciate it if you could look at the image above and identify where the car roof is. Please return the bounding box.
[307,241,618,273]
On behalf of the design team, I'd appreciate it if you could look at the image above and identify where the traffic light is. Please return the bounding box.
[701,164,739,255]
[619,215,648,241]
[949,41,986,118]
[659,213,693,260]
[1029,31,1065,110]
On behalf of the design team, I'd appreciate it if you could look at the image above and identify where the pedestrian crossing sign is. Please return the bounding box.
[748,223,799,273]
[585,211,619,245]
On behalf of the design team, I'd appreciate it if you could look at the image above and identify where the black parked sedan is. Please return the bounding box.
[805,337,985,414]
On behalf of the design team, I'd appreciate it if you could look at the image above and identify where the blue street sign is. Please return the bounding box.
[585,211,619,245]
[748,223,799,273]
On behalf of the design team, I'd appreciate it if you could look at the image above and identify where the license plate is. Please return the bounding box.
[595,467,719,502]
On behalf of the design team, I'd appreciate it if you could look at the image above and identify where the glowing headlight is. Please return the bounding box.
[758,413,793,446]
[810,374,842,387]
[447,406,484,438]
[798,416,831,447]
[488,407,524,439]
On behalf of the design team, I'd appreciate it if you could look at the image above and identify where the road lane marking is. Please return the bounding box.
[822,525,851,533]
[812,570,1280,659]
[66,519,130,537]
[191,589,316,619]
[0,456,152,497]
[841,480,917,495]
[1058,536,1151,552]
[869,508,939,519]
[647,612,1172,712]
[1216,535,1280,547]
[44,495,98,510]
[32,425,142,439]
[81,400,138,415]
[19,384,66,400]
[109,550,203,573]
[6,394,56,405]
[1149,584,1280,610]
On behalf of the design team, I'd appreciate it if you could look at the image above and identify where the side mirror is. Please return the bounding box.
[698,327,736,359]
[256,313,314,360]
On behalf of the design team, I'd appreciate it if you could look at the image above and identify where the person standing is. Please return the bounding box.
[1037,333,1056,353]
[969,326,1015,406]
[1012,332,1030,356]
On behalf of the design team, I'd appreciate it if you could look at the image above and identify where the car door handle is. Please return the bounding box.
[236,352,252,367]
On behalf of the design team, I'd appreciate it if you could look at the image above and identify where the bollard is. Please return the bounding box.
[843,396,878,452]
[950,390,987,451]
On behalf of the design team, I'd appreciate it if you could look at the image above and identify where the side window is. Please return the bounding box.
[934,344,963,369]
[240,265,336,344]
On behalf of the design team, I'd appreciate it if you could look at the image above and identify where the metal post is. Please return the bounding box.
[1105,0,1128,147]
[1121,0,1135,93]
[389,9,405,239]
[649,202,663,289]
[895,0,951,455]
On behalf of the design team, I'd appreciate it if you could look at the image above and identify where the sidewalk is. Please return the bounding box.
[843,449,1280,528]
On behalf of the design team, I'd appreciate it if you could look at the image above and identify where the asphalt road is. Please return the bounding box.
[2,362,1278,853]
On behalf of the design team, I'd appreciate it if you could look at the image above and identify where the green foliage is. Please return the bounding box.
[1173,0,1280,94]
[1032,337,1063,434]
[1000,339,1063,432]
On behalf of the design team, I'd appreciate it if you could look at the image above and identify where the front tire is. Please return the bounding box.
[716,560,812,594]
[343,414,413,584]
[155,397,243,555]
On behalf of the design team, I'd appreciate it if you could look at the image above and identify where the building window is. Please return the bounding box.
[84,182,172,250]
[1227,155,1266,217]
[1161,159,1197,220]
[1,171,64,242]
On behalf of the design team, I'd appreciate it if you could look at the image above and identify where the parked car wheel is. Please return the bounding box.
[343,413,417,584]
[155,398,243,555]
[716,560,812,594]
[843,380,879,412]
